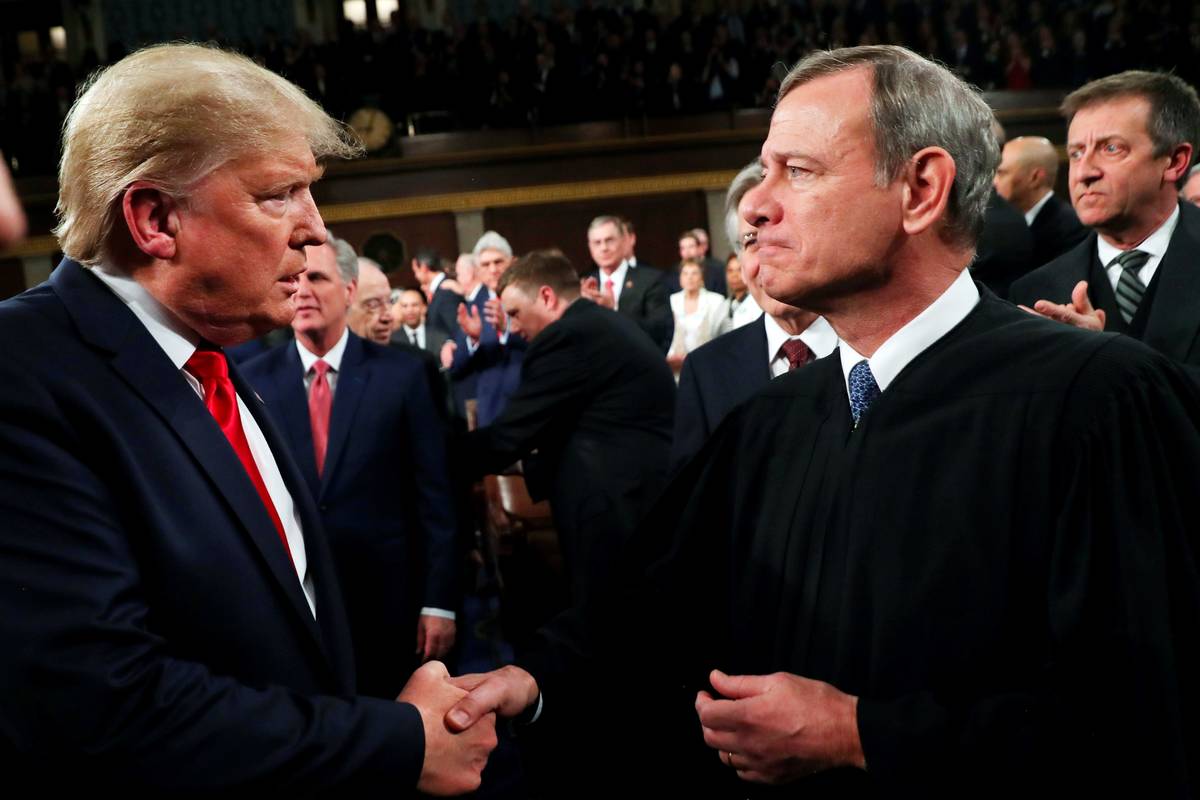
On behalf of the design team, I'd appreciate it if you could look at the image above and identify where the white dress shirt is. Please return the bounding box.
[93,265,317,617]
[838,268,980,409]
[295,330,455,622]
[1024,190,1055,226]
[401,323,426,350]
[765,314,840,378]
[1096,203,1179,294]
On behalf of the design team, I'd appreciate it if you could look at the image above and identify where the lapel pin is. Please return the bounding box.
[625,280,634,289]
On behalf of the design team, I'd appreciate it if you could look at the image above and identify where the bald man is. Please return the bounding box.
[994,136,1087,268]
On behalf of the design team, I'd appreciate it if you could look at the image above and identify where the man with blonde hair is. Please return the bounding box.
[0,43,494,793]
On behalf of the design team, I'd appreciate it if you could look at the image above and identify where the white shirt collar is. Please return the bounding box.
[839,268,980,395]
[466,283,484,303]
[429,272,446,294]
[91,263,200,369]
[1024,190,1055,226]
[1096,202,1179,268]
[600,259,629,286]
[296,327,350,373]
[764,313,839,363]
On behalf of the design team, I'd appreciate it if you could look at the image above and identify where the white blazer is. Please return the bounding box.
[669,288,730,355]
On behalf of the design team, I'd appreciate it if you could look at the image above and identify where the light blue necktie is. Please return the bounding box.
[848,360,880,427]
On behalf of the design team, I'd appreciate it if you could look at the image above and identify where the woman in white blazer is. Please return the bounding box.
[667,260,729,377]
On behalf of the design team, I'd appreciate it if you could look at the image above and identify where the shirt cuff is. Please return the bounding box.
[466,337,480,355]
[420,607,456,621]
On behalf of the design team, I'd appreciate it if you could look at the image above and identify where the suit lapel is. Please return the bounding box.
[269,345,321,498]
[1142,204,1200,362]
[51,261,328,656]
[321,333,370,499]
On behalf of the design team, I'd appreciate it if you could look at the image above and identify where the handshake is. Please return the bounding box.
[398,662,539,795]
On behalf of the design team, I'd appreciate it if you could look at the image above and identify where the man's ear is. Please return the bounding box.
[539,285,557,308]
[901,146,956,237]
[121,182,180,260]
[1163,143,1193,186]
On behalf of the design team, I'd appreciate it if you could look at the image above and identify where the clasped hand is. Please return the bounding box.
[695,669,864,784]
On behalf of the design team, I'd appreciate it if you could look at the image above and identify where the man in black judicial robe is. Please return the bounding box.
[443,46,1200,799]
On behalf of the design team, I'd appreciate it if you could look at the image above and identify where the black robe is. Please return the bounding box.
[526,289,1200,798]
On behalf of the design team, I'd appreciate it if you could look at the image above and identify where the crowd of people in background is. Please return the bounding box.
[6,0,1200,175]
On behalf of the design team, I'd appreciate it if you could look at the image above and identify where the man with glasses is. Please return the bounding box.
[244,235,458,699]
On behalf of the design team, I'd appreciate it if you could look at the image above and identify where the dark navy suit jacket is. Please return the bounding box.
[0,260,422,792]
[448,290,526,428]
[243,332,457,698]
[672,313,771,468]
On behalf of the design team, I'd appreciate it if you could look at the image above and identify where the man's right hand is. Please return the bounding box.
[580,276,614,309]
[440,340,457,369]
[456,303,483,341]
[445,665,540,731]
[397,661,497,796]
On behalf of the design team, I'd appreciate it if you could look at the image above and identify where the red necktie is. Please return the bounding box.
[308,360,332,475]
[779,338,813,371]
[604,277,616,306]
[185,349,293,563]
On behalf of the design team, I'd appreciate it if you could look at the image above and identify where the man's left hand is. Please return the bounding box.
[417,615,457,661]
[695,669,864,784]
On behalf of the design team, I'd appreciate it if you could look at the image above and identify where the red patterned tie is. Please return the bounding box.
[779,338,813,371]
[604,277,616,306]
[185,349,293,563]
[308,360,332,475]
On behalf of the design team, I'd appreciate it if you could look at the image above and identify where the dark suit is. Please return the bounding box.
[672,313,770,468]
[243,333,457,699]
[448,290,526,428]
[0,261,421,791]
[390,323,447,358]
[584,265,673,352]
[971,189,1036,298]
[461,298,676,604]
[426,277,463,340]
[1011,201,1200,366]
[1028,193,1089,268]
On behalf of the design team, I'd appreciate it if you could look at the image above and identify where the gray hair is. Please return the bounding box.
[587,215,625,234]
[473,230,513,258]
[724,161,763,254]
[779,45,999,248]
[1062,70,1200,188]
[55,42,361,265]
[327,233,358,283]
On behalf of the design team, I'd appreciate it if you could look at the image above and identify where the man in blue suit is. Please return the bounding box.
[447,231,526,428]
[0,43,493,794]
[673,162,838,468]
[243,236,459,699]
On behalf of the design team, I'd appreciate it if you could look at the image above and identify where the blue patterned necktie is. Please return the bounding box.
[1110,249,1150,325]
[848,359,880,427]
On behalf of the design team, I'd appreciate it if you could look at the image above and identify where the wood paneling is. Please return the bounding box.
[324,213,458,288]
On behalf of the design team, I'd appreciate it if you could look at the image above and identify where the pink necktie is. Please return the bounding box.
[186,349,292,562]
[308,360,332,475]
[604,278,616,306]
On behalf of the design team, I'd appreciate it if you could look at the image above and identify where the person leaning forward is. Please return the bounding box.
[443,45,1200,799]
[0,43,494,794]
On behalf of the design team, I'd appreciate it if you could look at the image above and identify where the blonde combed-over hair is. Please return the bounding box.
[55,42,361,264]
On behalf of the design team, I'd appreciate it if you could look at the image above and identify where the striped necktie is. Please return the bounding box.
[1110,249,1150,324]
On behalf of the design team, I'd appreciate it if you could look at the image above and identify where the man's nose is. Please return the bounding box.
[292,188,326,248]
[741,179,779,228]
